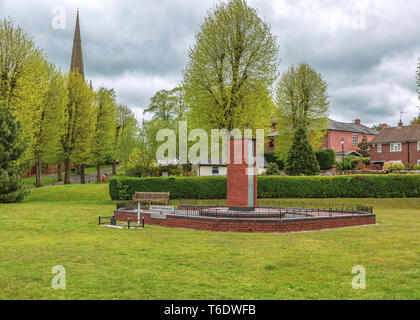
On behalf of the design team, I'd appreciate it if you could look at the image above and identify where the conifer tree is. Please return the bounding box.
[0,102,27,202]
[284,123,320,176]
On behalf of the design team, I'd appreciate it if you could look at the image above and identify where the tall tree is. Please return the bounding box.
[144,89,177,121]
[30,63,68,187]
[284,123,320,176]
[171,87,188,120]
[61,70,95,184]
[0,102,27,202]
[117,116,139,176]
[0,19,42,107]
[275,62,329,159]
[141,117,176,162]
[0,19,51,167]
[92,88,117,182]
[111,104,136,174]
[183,0,278,131]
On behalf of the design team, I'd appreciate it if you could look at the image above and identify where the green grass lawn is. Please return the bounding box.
[0,184,419,299]
[22,177,57,188]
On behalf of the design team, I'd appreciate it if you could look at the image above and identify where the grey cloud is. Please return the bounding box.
[1,0,419,126]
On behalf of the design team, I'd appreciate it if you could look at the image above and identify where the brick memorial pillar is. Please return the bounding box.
[227,138,257,211]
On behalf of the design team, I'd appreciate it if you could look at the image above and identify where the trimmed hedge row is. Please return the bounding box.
[109,176,227,200]
[109,175,420,200]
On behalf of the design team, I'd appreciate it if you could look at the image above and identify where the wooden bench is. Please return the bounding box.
[132,192,170,206]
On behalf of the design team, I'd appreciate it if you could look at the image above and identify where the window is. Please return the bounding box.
[418,141,420,151]
[377,144,382,153]
[212,167,219,175]
[390,142,402,152]
[352,135,358,145]
[418,160,420,165]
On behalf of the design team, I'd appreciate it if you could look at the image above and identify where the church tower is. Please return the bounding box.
[70,10,85,78]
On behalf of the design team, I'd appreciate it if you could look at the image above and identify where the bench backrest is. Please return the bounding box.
[133,192,170,200]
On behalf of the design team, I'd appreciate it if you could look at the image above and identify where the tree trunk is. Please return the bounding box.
[80,164,86,184]
[96,163,101,182]
[35,157,42,188]
[57,162,62,182]
[64,158,71,184]
[112,160,117,175]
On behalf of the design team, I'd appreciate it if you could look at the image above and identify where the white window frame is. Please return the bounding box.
[418,160,420,165]
[352,134,358,145]
[417,141,420,151]
[212,167,219,175]
[377,144,382,153]
[390,142,402,152]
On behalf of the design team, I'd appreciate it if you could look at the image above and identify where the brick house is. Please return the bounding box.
[370,124,420,167]
[267,118,378,154]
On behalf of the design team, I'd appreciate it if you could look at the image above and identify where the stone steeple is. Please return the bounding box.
[70,10,85,78]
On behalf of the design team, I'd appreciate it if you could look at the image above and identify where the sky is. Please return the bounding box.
[1,0,419,127]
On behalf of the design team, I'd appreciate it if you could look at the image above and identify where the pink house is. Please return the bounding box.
[267,118,378,154]
[322,119,378,155]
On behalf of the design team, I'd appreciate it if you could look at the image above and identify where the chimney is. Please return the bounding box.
[354,119,361,125]
[381,123,388,130]
[398,120,403,128]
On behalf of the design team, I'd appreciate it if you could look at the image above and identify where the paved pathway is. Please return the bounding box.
[26,166,119,189]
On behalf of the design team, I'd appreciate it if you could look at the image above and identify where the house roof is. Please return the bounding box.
[327,119,378,135]
[268,118,378,137]
[370,125,420,144]
[196,156,269,168]
[336,150,362,157]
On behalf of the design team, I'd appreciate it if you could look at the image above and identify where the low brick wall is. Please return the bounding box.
[113,211,376,233]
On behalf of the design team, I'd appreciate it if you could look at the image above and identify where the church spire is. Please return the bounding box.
[70,9,85,78]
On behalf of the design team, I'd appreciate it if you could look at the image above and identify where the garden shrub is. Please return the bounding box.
[264,152,284,170]
[315,149,336,170]
[109,174,420,200]
[336,156,356,171]
[382,161,393,173]
[266,162,280,175]
[350,157,371,169]
[391,162,405,171]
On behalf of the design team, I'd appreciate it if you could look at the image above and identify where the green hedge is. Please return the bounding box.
[110,174,420,200]
[109,176,227,200]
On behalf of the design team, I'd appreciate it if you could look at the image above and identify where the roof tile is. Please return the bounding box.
[370,125,420,144]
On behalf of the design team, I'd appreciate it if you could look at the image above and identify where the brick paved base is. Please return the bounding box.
[114,211,376,233]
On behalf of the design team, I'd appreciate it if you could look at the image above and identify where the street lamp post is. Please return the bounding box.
[341,138,345,174]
